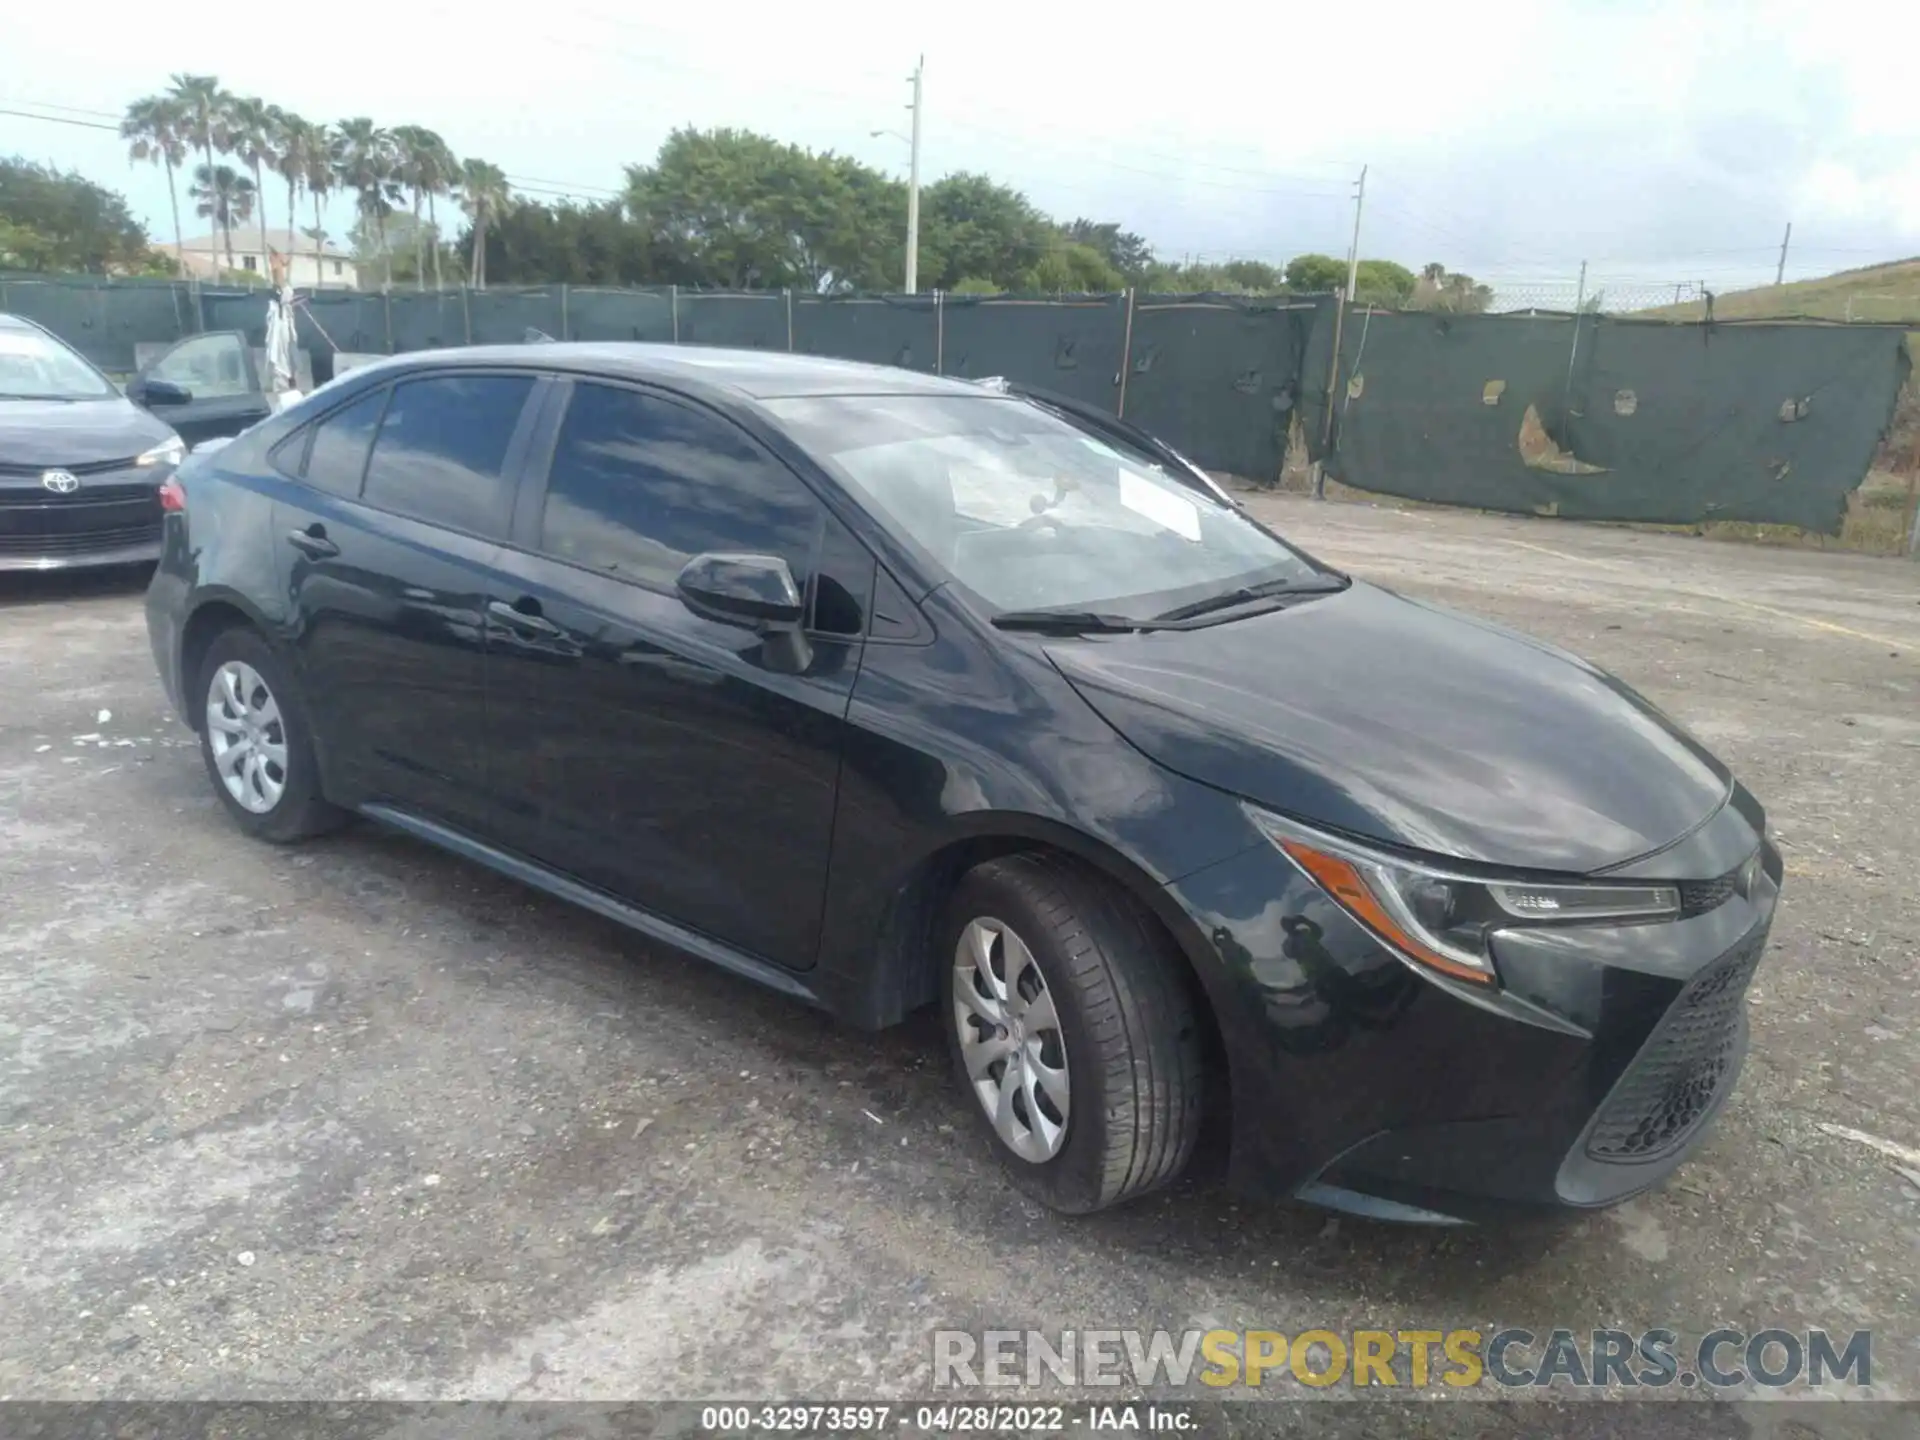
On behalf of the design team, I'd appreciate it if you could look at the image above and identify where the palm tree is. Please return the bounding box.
[391,126,443,290]
[189,163,255,275]
[166,74,230,187]
[456,158,510,289]
[303,122,335,287]
[420,133,459,290]
[275,114,327,286]
[167,74,231,278]
[226,96,281,272]
[121,95,189,269]
[333,118,401,289]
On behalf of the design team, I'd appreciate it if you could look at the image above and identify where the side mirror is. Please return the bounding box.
[130,376,193,407]
[675,552,805,630]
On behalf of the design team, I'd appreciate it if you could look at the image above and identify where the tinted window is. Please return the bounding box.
[362,374,535,535]
[539,383,821,590]
[301,388,388,496]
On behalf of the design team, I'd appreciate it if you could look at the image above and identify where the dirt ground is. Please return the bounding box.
[1,498,1917,1415]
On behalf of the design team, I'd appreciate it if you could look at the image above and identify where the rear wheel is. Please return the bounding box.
[941,853,1204,1213]
[196,627,344,843]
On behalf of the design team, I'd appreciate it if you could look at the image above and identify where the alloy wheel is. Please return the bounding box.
[953,917,1071,1162]
[205,660,289,814]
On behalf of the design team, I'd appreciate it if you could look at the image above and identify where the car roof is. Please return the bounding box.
[0,312,44,332]
[366,342,993,401]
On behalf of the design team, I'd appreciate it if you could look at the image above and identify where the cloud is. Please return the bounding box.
[3,0,1915,289]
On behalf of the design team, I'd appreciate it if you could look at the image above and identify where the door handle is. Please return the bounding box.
[286,524,340,559]
[488,597,562,636]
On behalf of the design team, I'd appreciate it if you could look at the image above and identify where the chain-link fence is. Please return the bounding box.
[1485,280,1709,315]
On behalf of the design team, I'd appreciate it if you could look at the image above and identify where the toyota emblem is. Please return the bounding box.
[41,470,81,494]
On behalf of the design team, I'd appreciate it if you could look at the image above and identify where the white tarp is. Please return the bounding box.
[264,283,299,396]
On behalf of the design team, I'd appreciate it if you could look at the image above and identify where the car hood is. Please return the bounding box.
[0,396,174,467]
[1046,581,1732,874]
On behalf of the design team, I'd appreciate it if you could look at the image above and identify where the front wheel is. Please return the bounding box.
[941,854,1204,1213]
[196,627,345,843]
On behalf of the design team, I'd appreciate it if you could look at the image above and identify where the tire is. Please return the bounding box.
[940,853,1204,1213]
[195,626,345,843]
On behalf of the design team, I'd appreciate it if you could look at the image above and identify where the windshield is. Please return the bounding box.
[768,394,1324,617]
[0,326,117,400]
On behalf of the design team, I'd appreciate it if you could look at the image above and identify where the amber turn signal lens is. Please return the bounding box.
[1279,840,1496,985]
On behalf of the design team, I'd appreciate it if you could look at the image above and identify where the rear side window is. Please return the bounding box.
[538,382,820,589]
[299,387,388,496]
[361,374,535,536]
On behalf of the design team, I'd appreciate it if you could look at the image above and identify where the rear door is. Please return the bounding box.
[130,331,272,444]
[485,379,872,970]
[272,369,546,836]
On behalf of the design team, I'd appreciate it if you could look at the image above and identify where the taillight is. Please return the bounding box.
[158,476,187,512]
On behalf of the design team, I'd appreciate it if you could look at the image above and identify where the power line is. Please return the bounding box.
[0,105,117,132]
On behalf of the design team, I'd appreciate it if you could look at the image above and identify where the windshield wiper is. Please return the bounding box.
[991,609,1178,634]
[1151,574,1349,624]
[0,392,82,402]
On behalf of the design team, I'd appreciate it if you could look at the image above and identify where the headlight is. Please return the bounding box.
[1245,807,1679,987]
[136,435,186,468]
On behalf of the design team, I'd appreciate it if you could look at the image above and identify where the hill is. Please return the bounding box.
[1638,257,1920,323]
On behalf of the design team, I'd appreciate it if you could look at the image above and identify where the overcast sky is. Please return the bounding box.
[5,0,1917,301]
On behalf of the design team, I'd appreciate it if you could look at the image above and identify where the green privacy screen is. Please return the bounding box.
[1125,295,1322,482]
[1311,308,1911,533]
[0,275,195,370]
[792,295,938,372]
[10,276,1910,534]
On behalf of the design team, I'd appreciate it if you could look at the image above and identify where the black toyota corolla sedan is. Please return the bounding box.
[0,313,190,571]
[144,344,1781,1224]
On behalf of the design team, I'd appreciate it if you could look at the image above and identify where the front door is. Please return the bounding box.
[131,331,272,445]
[272,370,545,836]
[485,379,871,971]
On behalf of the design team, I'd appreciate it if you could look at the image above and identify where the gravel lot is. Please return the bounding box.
[2,497,1917,1411]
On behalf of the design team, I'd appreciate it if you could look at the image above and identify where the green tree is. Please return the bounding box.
[1353,258,1416,305]
[477,197,671,286]
[1283,253,1347,292]
[456,158,510,287]
[120,94,189,268]
[333,118,401,289]
[1409,263,1493,313]
[0,156,157,272]
[188,162,254,272]
[625,128,901,290]
[1024,241,1123,293]
[918,172,1051,292]
[1220,259,1284,292]
[1064,218,1153,280]
[225,96,280,268]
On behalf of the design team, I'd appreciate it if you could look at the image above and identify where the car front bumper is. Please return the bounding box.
[1167,813,1781,1224]
[0,535,163,573]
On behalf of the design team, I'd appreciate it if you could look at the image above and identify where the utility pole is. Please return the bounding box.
[905,56,924,295]
[1342,165,1368,301]
[1776,221,1792,286]
[1316,163,1369,494]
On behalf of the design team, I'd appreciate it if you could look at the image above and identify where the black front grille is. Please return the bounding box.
[0,456,141,479]
[0,521,161,557]
[1585,934,1764,1163]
